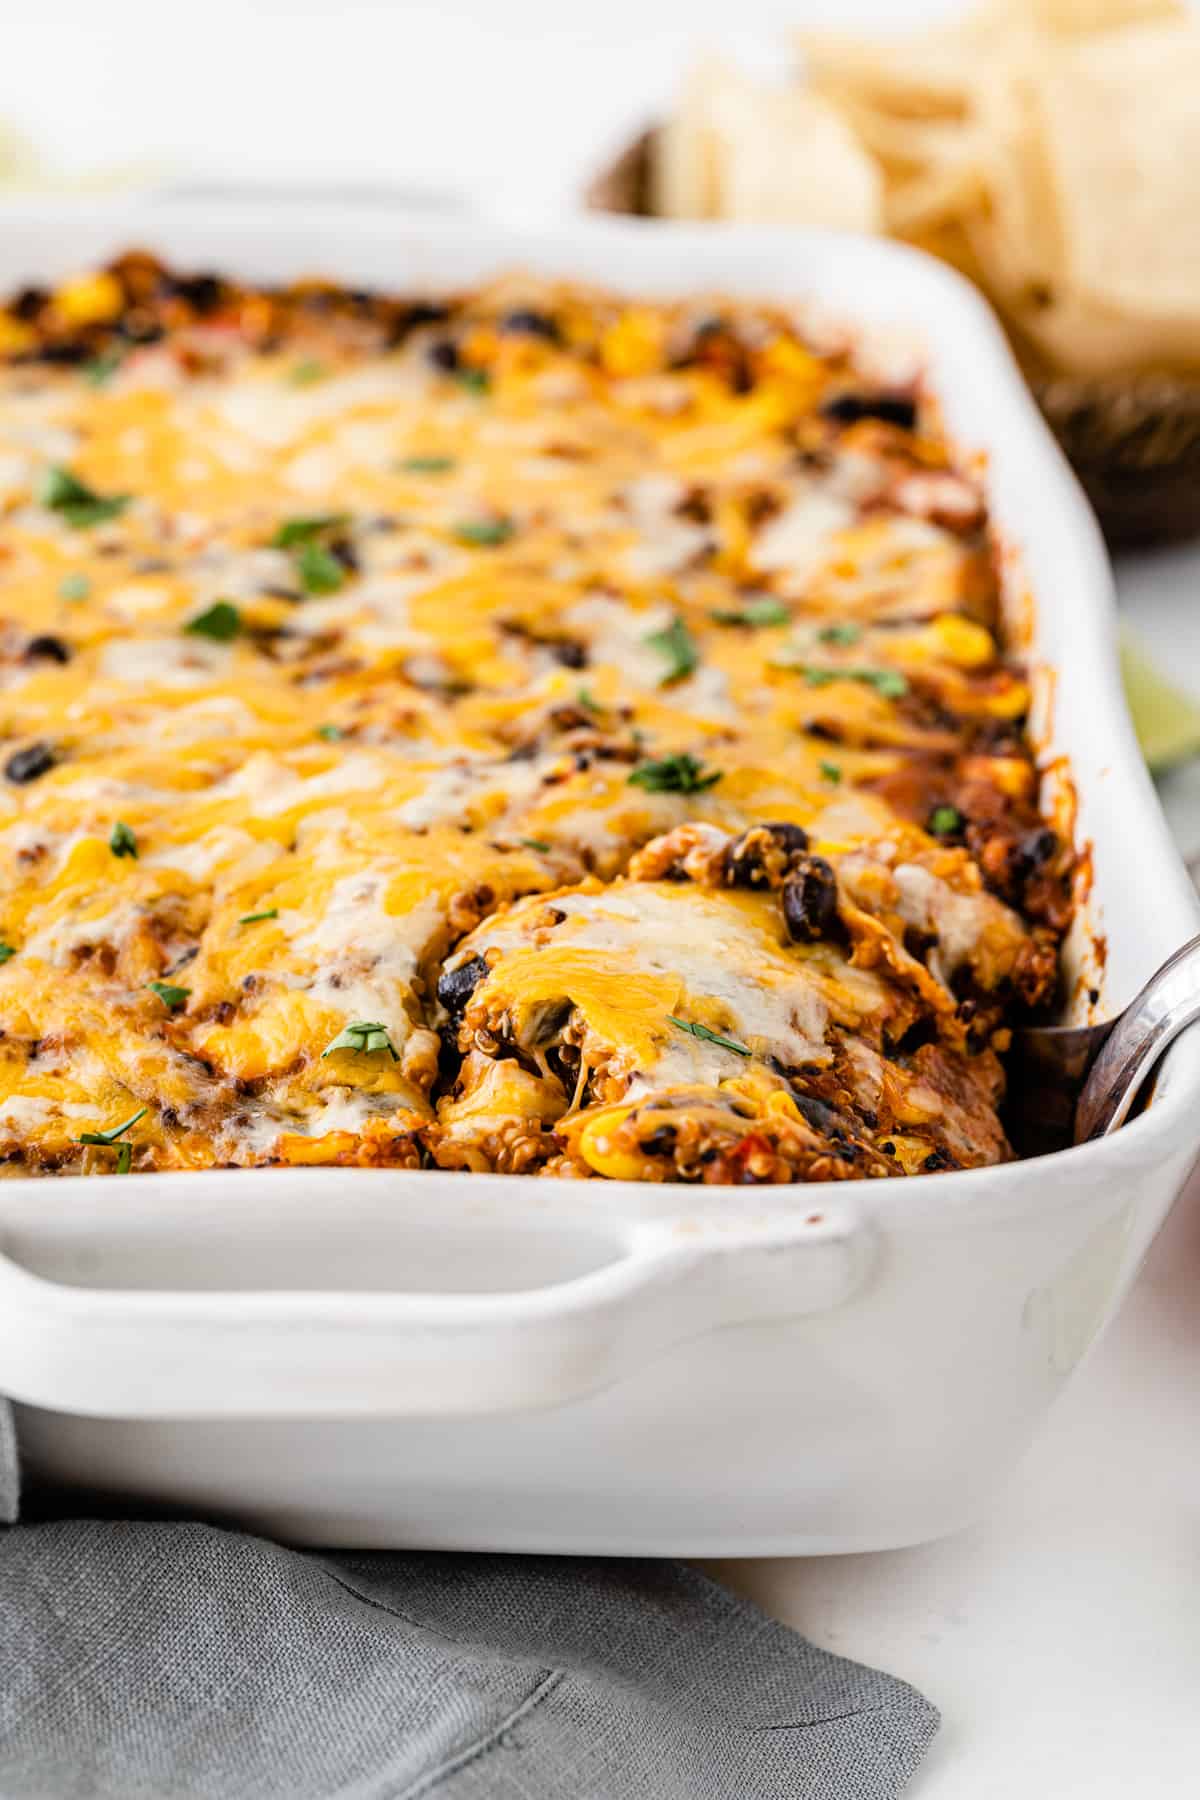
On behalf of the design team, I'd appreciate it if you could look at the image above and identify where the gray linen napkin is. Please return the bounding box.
[0,1411,938,1800]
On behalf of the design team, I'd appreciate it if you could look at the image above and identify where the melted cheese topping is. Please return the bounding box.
[0,261,1065,1179]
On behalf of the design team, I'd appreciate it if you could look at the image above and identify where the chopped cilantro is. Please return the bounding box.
[322,1020,399,1061]
[778,657,909,700]
[109,820,137,859]
[709,597,789,628]
[38,465,129,530]
[297,542,345,595]
[628,753,721,794]
[453,517,514,548]
[857,667,908,699]
[0,944,14,963]
[83,349,124,388]
[818,622,862,646]
[400,455,455,474]
[668,1016,751,1057]
[58,573,90,602]
[239,908,279,925]
[186,600,240,642]
[147,980,190,1011]
[819,760,843,784]
[273,513,350,549]
[576,685,600,712]
[286,358,326,386]
[456,366,490,394]
[644,615,699,686]
[929,804,964,837]
[315,723,344,742]
[79,1105,147,1148]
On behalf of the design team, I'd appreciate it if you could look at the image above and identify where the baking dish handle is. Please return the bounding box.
[0,1203,873,1419]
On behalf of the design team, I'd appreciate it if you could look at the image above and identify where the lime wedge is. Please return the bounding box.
[1120,630,1200,775]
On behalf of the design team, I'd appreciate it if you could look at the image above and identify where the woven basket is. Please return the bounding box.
[586,129,1200,550]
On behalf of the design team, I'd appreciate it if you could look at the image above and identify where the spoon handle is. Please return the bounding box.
[1075,931,1200,1142]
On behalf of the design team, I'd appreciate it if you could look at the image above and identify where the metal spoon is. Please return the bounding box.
[1010,932,1200,1147]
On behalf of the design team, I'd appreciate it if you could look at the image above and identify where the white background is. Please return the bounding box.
[7,2,1200,1792]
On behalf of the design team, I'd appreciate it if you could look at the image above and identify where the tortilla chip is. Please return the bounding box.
[711,77,882,231]
[653,58,726,219]
[1033,25,1200,321]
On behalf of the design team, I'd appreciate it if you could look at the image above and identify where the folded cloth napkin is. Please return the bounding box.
[0,1415,938,1800]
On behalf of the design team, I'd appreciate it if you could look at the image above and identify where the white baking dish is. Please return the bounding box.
[1,203,1197,1554]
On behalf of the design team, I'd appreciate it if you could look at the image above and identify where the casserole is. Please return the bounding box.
[0,247,1064,1184]
[0,202,1196,1554]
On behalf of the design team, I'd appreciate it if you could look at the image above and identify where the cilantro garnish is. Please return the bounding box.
[456,367,490,394]
[668,1016,751,1057]
[186,600,240,642]
[0,944,14,963]
[628,753,721,794]
[929,804,964,837]
[287,358,326,386]
[315,724,344,742]
[644,615,699,686]
[38,465,129,530]
[819,760,843,784]
[322,1020,400,1061]
[453,517,514,548]
[709,598,789,628]
[83,349,124,388]
[272,514,350,549]
[778,658,908,699]
[296,542,345,595]
[818,622,862,646]
[79,1104,147,1169]
[147,981,190,1011]
[401,455,455,474]
[109,820,137,859]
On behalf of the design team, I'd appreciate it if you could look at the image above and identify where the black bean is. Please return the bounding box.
[386,302,450,346]
[793,1092,842,1135]
[5,741,55,783]
[437,954,489,1019]
[12,287,47,321]
[31,343,89,366]
[427,338,460,373]
[822,392,918,431]
[641,1125,678,1156]
[500,309,561,343]
[24,635,70,664]
[726,821,810,888]
[166,273,223,313]
[551,640,587,669]
[114,315,164,345]
[1017,825,1058,870]
[782,856,840,942]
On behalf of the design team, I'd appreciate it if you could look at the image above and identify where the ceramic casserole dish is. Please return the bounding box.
[0,203,1197,1555]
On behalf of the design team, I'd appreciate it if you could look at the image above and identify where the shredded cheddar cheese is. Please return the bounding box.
[0,257,1070,1180]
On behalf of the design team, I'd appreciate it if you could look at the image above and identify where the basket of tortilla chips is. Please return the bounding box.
[587,0,1200,548]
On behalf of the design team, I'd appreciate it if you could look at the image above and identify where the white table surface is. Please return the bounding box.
[7,2,1200,1791]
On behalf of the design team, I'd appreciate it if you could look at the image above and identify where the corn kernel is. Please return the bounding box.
[600,311,663,379]
[763,338,820,385]
[931,612,995,669]
[577,1105,644,1179]
[54,271,124,328]
[0,313,34,355]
